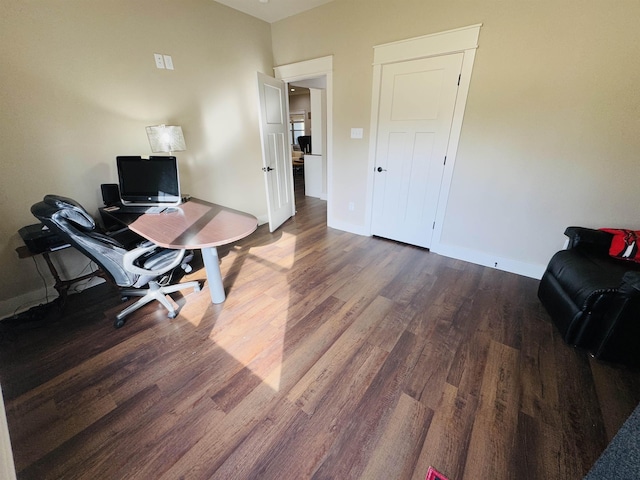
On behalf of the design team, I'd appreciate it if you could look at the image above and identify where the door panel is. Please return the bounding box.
[391,71,443,121]
[372,53,463,248]
[257,72,294,232]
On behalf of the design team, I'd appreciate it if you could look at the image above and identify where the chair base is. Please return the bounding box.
[115,280,201,328]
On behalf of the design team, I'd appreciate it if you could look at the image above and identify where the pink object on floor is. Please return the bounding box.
[426,465,450,480]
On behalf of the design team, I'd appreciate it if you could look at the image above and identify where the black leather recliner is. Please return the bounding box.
[538,226,640,366]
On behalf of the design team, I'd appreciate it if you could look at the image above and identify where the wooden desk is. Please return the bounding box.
[106,198,257,304]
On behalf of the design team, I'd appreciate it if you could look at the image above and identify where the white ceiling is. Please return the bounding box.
[213,0,335,23]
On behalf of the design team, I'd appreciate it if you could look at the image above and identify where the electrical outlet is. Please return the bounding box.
[154,53,165,69]
[348,201,355,211]
[350,128,363,139]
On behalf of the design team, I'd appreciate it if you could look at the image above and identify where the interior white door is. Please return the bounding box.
[371,53,463,248]
[257,72,294,232]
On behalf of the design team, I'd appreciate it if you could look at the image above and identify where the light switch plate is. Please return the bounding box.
[154,53,165,69]
[163,55,174,70]
[351,128,363,139]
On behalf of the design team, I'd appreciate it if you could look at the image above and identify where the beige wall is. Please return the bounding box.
[289,92,311,116]
[4,0,640,316]
[0,0,272,316]
[289,92,312,138]
[271,0,640,276]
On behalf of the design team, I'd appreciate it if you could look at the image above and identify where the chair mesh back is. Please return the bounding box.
[31,196,137,287]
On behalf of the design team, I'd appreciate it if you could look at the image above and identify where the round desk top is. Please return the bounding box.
[128,198,258,250]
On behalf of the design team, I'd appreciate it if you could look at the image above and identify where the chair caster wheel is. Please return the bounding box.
[168,311,177,319]
[120,296,129,303]
[114,318,126,328]
[195,283,201,292]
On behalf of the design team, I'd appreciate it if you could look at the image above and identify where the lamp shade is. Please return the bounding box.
[145,125,186,153]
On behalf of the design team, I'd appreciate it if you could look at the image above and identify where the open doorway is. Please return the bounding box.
[287,81,326,202]
[288,86,309,198]
[274,55,333,226]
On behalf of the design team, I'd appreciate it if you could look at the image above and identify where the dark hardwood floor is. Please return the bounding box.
[2,175,640,479]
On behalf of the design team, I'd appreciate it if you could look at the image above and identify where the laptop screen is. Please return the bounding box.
[116,156,181,206]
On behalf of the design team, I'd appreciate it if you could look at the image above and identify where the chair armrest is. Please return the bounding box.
[564,226,612,253]
[87,231,124,248]
[123,243,186,277]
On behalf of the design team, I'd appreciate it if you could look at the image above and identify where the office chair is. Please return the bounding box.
[31,195,201,328]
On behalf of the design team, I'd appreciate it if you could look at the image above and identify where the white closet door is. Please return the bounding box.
[371,53,463,248]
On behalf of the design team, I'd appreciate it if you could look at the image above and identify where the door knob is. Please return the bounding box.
[376,166,387,172]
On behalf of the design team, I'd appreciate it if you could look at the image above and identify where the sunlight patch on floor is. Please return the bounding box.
[181,308,205,328]
[248,230,299,270]
[196,236,299,391]
[208,294,290,391]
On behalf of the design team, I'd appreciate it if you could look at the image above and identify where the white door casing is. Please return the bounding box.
[274,56,333,224]
[366,24,481,250]
[371,53,463,248]
[257,72,295,232]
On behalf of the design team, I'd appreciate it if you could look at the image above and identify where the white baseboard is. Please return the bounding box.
[0,287,58,321]
[324,222,545,279]
[0,277,105,322]
[0,387,16,480]
[327,218,370,237]
[433,243,546,279]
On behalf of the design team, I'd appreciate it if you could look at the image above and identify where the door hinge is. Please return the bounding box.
[458,74,461,86]
[262,166,274,172]
[432,221,436,230]
[444,156,447,165]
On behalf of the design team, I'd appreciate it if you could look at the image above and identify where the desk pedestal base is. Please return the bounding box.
[201,247,225,304]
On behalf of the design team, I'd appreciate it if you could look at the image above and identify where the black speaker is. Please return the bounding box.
[101,183,120,206]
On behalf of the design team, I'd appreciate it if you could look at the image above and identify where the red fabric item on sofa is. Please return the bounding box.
[600,229,640,263]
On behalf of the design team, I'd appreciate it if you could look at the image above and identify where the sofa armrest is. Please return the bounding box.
[564,226,612,253]
[619,271,640,295]
[592,270,640,364]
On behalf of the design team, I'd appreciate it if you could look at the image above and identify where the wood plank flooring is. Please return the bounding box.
[1,178,640,479]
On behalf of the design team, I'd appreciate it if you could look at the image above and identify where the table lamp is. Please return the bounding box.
[145,124,186,155]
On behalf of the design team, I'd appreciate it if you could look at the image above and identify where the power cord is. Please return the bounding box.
[9,255,51,319]
[32,254,50,305]
[70,260,100,294]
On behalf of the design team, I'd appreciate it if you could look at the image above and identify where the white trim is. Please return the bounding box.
[373,24,482,65]
[0,287,55,320]
[0,387,16,480]
[435,243,546,280]
[366,24,481,251]
[430,47,477,253]
[364,63,383,237]
[274,56,334,227]
[328,219,370,237]
[274,55,333,79]
[0,267,104,321]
